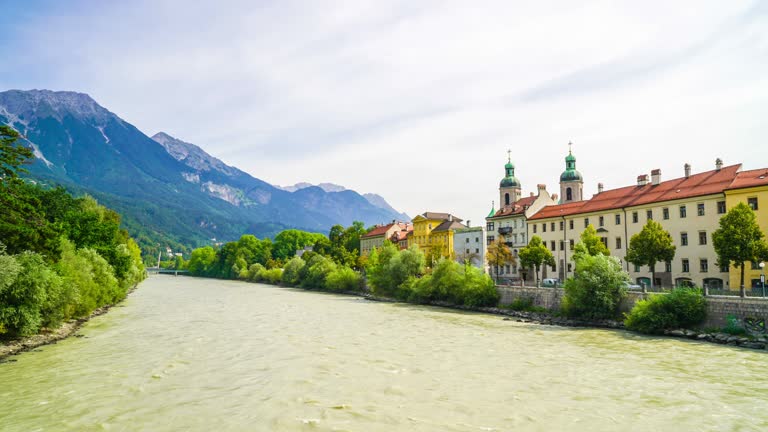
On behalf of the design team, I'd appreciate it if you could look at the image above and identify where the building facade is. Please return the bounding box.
[360,221,412,255]
[408,212,465,259]
[454,226,486,269]
[529,160,747,289]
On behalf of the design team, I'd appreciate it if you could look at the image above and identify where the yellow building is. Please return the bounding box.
[409,212,466,259]
[724,168,768,289]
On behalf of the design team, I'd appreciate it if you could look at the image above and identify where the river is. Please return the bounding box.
[1,276,767,431]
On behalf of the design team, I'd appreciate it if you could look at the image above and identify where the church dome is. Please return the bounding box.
[500,160,520,187]
[560,146,582,182]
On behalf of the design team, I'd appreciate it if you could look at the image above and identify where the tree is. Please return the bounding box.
[486,238,513,284]
[579,224,609,256]
[625,220,676,289]
[713,202,768,296]
[0,125,33,183]
[518,235,555,285]
[562,252,629,319]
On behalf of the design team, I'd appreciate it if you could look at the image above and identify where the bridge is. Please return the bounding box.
[146,267,190,276]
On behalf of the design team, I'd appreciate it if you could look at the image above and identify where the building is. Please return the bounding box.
[528,157,752,289]
[723,167,768,289]
[485,155,556,283]
[409,212,465,259]
[360,221,412,255]
[453,224,485,269]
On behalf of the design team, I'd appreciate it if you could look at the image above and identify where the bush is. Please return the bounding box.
[504,297,547,313]
[624,287,707,334]
[282,257,305,286]
[302,255,336,289]
[325,266,362,292]
[562,253,629,319]
[366,244,425,297]
[246,263,265,281]
[0,252,66,337]
[400,259,499,307]
[258,268,283,284]
[722,314,746,335]
[56,239,120,318]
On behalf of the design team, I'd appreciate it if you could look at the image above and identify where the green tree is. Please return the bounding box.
[187,246,217,276]
[625,220,676,289]
[624,287,707,334]
[0,125,33,183]
[579,224,610,256]
[272,229,326,260]
[518,236,555,285]
[486,237,514,284]
[562,253,630,319]
[712,202,768,295]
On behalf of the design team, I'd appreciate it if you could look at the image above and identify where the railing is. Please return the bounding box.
[498,227,513,235]
[147,267,189,276]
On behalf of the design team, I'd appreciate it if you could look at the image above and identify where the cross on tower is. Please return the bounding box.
[507,149,511,162]
[568,141,573,154]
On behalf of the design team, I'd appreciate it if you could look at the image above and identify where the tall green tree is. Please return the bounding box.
[562,252,629,320]
[0,125,33,183]
[712,202,768,295]
[579,224,610,256]
[518,235,555,285]
[625,220,676,289]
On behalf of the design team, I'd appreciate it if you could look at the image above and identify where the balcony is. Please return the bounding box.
[498,227,513,235]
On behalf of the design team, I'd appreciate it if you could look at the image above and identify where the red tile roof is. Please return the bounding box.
[488,195,537,218]
[529,164,742,220]
[362,222,409,239]
[726,168,768,190]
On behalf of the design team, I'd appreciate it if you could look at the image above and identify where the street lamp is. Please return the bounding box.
[760,262,766,298]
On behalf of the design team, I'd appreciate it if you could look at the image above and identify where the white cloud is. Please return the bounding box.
[3,0,767,226]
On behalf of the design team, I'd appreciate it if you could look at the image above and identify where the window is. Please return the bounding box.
[513,234,518,243]
[487,222,494,231]
[559,221,564,231]
[665,261,672,272]
[700,259,709,273]
[569,239,574,250]
[600,237,608,247]
[634,264,640,272]
[615,237,622,249]
[551,222,556,232]
[566,187,573,201]
[475,248,479,254]
[520,234,525,243]
[466,248,470,254]
[680,205,687,218]
[681,232,688,246]
[533,225,537,233]
[663,208,669,220]
[569,220,574,230]
[504,193,510,206]
[542,223,547,232]
[550,241,556,251]
[699,231,707,245]
[632,212,638,223]
[584,218,589,228]
[748,197,758,210]
[697,203,705,216]
[551,264,556,272]
[615,214,621,225]
[560,241,565,251]
[487,235,495,245]
[752,261,761,270]
[428,224,432,229]
[682,259,690,273]
[466,238,469,243]
[646,209,653,220]
[505,265,510,274]
[717,201,726,214]
[599,216,604,227]
[476,237,479,243]
[567,263,573,272]
[720,263,729,273]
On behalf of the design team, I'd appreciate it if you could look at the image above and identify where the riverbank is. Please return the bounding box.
[0,284,139,361]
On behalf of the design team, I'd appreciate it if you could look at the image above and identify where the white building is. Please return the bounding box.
[453,224,485,269]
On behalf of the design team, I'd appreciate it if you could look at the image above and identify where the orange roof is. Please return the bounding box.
[726,168,768,191]
[529,164,742,220]
[361,222,404,238]
[488,195,537,219]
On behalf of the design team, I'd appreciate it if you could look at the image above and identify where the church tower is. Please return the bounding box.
[559,143,583,203]
[499,150,521,208]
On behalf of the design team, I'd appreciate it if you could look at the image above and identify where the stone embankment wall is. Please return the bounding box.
[496,286,768,332]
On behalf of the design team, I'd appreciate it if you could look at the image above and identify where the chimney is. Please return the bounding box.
[448,214,453,222]
[530,192,534,197]
[466,220,471,227]
[684,163,691,178]
[551,193,558,202]
[716,158,723,171]
[537,184,546,196]
[637,174,649,186]
[651,169,661,186]
[597,183,604,194]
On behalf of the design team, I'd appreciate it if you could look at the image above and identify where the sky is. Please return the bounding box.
[1,0,767,226]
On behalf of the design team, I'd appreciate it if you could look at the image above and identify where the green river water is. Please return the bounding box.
[1,276,767,431]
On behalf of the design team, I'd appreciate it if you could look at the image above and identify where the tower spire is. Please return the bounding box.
[568,141,572,154]
[507,149,511,163]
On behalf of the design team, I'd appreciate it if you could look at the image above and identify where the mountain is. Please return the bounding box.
[0,89,409,254]
[278,182,410,220]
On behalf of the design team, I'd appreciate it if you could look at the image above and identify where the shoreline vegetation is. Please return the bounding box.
[0,283,140,361]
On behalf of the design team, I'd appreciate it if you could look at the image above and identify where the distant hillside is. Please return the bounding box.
[0,89,410,254]
[278,182,410,221]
